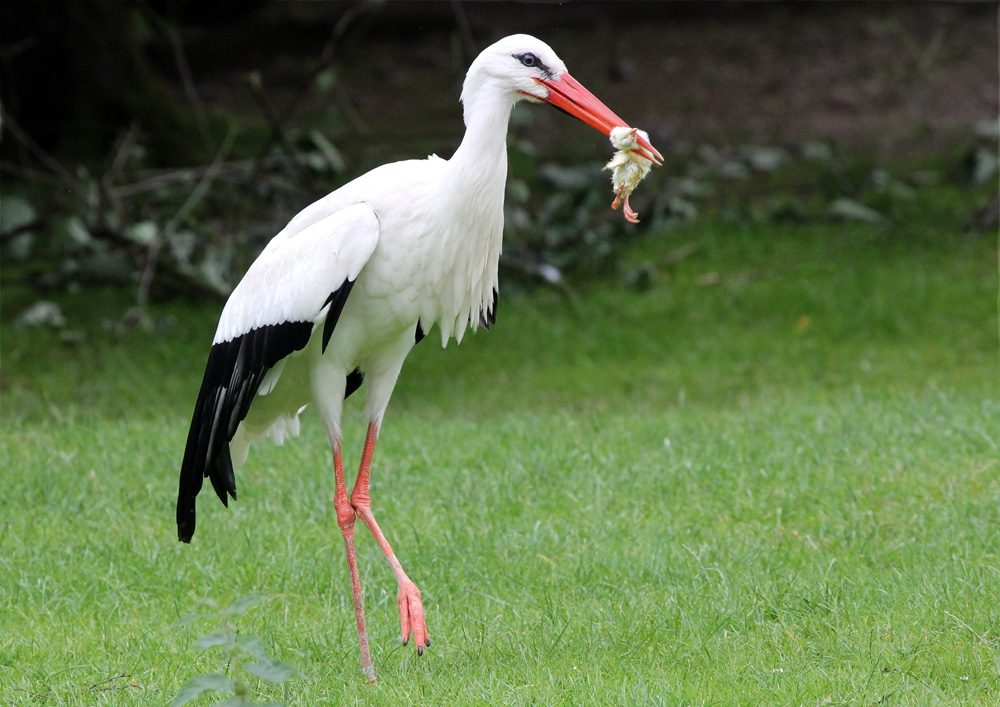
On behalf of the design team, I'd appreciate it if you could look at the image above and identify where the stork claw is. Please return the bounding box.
[398,580,429,653]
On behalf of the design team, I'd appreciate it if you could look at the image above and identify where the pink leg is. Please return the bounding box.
[351,423,430,653]
[333,441,376,683]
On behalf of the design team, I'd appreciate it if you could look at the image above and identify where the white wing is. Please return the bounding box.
[214,201,380,343]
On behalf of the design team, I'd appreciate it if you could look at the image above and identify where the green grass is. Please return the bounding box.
[2,206,998,705]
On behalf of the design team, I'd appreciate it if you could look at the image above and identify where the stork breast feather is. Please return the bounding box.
[214,203,380,343]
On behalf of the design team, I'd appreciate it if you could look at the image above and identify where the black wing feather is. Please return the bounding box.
[345,367,364,398]
[322,280,356,353]
[177,280,356,543]
[478,287,498,330]
[177,320,312,542]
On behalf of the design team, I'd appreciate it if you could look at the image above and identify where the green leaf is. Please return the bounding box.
[244,657,298,684]
[969,147,998,187]
[199,250,233,295]
[0,195,35,235]
[224,595,266,617]
[211,698,248,707]
[235,634,270,661]
[126,220,158,246]
[195,631,238,650]
[168,229,197,265]
[66,216,93,246]
[539,163,594,190]
[675,177,713,199]
[314,67,337,93]
[18,302,66,328]
[740,145,786,172]
[974,118,1000,141]
[309,130,346,172]
[828,197,883,224]
[666,195,698,221]
[168,614,212,629]
[718,160,749,180]
[171,674,236,707]
[507,178,530,204]
[802,141,834,161]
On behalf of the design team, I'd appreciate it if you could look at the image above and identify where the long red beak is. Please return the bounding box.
[525,72,663,165]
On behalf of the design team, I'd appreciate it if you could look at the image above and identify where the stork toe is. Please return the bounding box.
[398,580,430,653]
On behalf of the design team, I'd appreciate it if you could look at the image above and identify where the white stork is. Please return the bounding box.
[177,34,661,681]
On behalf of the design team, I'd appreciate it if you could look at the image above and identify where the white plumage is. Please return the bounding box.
[177,33,660,682]
[214,203,379,345]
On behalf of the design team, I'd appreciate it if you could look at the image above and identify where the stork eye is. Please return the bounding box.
[519,53,538,68]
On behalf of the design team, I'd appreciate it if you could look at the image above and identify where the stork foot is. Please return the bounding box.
[398,579,430,654]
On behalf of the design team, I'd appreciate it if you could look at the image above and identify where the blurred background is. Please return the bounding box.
[1,0,995,321]
[3,6,999,701]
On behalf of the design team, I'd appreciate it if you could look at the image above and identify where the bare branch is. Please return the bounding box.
[162,20,214,153]
[0,106,89,200]
[134,2,214,153]
[255,0,380,163]
[135,127,239,314]
[246,70,318,191]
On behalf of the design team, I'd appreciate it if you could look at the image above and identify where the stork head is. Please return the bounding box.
[462,34,662,164]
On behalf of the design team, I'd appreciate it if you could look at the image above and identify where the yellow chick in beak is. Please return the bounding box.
[604,126,654,223]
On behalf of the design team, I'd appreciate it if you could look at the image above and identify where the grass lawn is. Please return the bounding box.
[2,200,998,705]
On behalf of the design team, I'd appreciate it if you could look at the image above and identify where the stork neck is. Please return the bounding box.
[448,88,514,189]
